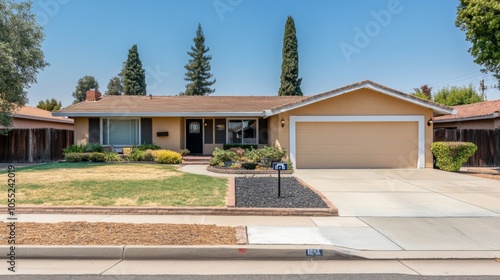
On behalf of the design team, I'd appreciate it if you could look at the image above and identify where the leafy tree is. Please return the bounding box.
[182,23,216,96]
[433,84,484,106]
[72,75,99,104]
[278,16,302,96]
[0,0,48,132]
[36,98,62,112]
[105,76,123,95]
[456,0,500,87]
[412,84,432,100]
[122,44,146,95]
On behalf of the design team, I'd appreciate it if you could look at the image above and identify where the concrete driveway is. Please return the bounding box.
[294,169,500,217]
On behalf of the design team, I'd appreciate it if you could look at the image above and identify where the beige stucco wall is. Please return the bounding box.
[12,118,74,130]
[269,88,435,168]
[152,117,182,151]
[73,118,89,145]
[434,119,496,130]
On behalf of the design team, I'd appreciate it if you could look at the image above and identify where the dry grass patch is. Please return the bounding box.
[2,222,237,245]
[14,162,228,207]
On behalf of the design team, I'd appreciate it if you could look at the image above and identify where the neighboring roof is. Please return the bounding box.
[53,80,454,118]
[434,100,500,123]
[13,106,74,124]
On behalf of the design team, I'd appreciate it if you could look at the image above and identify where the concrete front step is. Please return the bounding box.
[182,156,211,165]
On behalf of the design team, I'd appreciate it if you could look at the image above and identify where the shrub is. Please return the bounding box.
[223,144,258,150]
[64,153,90,162]
[135,143,161,151]
[143,149,156,161]
[103,152,122,162]
[128,149,145,161]
[84,143,104,153]
[431,142,477,172]
[178,149,190,156]
[244,146,287,167]
[122,147,132,156]
[209,147,239,166]
[89,152,106,162]
[242,162,257,170]
[229,147,245,158]
[155,150,182,164]
[62,144,85,155]
[229,163,242,169]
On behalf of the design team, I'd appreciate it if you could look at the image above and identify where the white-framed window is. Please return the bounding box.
[227,119,258,144]
[102,118,140,146]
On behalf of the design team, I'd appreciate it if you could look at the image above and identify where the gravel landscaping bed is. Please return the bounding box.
[235,177,328,208]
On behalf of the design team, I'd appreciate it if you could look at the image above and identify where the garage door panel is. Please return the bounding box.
[296,143,417,156]
[297,154,417,169]
[296,121,418,169]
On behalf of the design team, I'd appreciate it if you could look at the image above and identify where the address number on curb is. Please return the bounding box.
[273,162,288,170]
[306,249,324,257]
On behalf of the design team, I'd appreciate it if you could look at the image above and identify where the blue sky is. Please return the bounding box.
[27,0,499,107]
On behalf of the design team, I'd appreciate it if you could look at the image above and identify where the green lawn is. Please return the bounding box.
[12,162,227,207]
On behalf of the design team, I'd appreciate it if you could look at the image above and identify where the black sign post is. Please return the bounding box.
[273,162,288,198]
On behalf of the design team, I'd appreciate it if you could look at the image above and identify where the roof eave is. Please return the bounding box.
[13,114,74,124]
[52,112,266,118]
[434,112,500,123]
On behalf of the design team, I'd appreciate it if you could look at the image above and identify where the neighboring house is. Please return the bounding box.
[10,106,74,130]
[434,100,500,129]
[53,80,453,169]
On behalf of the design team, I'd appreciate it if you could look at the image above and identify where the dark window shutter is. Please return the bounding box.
[258,118,268,145]
[204,119,213,144]
[215,119,226,144]
[141,118,153,145]
[88,118,100,144]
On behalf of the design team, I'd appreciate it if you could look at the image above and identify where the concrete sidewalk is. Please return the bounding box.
[3,213,500,260]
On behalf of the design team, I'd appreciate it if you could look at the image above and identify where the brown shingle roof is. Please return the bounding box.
[13,106,74,123]
[54,80,454,117]
[55,95,308,117]
[434,100,500,121]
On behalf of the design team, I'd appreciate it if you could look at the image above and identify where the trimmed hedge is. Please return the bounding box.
[64,152,106,162]
[431,142,477,172]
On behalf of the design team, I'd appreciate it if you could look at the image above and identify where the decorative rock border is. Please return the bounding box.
[207,166,294,175]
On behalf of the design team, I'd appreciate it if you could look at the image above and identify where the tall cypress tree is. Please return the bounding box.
[182,23,216,96]
[123,44,146,95]
[278,16,302,96]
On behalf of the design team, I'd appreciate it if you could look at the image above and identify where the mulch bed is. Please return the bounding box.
[235,177,328,208]
[3,222,238,245]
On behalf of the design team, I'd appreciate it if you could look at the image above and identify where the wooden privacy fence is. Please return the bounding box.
[433,128,500,167]
[0,129,74,163]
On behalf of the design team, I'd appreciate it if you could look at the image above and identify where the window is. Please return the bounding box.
[102,119,140,146]
[228,119,257,144]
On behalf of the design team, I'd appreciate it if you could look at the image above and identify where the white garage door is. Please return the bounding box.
[295,122,418,168]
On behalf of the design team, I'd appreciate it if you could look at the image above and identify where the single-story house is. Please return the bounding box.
[434,100,500,129]
[53,80,454,169]
[9,106,74,130]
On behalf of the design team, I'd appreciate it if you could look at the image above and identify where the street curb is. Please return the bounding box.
[2,245,499,260]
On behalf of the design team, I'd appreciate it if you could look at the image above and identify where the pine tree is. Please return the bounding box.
[105,76,123,95]
[123,44,146,95]
[278,16,302,96]
[182,23,216,96]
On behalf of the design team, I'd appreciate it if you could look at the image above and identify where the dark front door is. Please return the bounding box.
[186,119,203,154]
